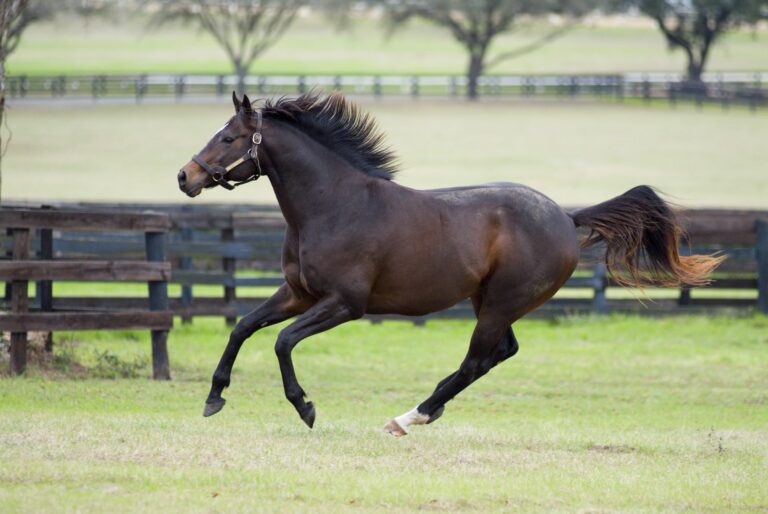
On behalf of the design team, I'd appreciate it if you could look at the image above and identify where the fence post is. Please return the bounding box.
[449,76,458,97]
[38,227,54,352]
[592,263,608,314]
[757,219,768,314]
[145,231,171,380]
[222,226,237,326]
[298,75,306,94]
[136,74,147,103]
[373,75,382,98]
[410,76,419,98]
[4,228,11,304]
[179,227,194,324]
[643,76,651,104]
[174,75,185,101]
[10,228,30,375]
[216,75,225,97]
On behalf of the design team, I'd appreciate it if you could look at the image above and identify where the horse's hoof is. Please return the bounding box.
[300,402,316,429]
[384,419,408,437]
[203,398,226,417]
[426,405,445,424]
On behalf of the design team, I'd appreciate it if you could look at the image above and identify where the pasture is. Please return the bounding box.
[1,315,767,512]
[4,100,768,207]
[8,16,768,76]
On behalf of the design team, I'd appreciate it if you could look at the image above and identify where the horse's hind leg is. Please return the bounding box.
[204,284,310,417]
[425,327,519,425]
[424,294,518,424]
[385,310,513,436]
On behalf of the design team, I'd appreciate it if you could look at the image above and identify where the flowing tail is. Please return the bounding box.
[570,186,724,288]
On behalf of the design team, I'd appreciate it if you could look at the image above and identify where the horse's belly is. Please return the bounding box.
[365,265,479,316]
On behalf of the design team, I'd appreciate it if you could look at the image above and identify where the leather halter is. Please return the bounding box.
[191,110,263,190]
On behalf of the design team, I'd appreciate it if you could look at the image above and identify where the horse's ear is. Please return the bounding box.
[232,91,241,113]
[242,94,253,114]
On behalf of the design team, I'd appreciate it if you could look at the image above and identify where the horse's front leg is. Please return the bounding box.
[204,284,310,417]
[274,296,358,428]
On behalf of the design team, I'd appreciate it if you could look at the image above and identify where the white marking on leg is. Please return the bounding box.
[393,406,429,434]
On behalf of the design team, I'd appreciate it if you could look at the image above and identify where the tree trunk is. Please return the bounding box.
[466,52,485,100]
[0,57,5,202]
[686,58,704,83]
[683,50,708,97]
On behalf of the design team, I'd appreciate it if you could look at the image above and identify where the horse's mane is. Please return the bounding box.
[262,92,399,180]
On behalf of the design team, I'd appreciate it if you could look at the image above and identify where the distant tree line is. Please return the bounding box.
[3,0,768,102]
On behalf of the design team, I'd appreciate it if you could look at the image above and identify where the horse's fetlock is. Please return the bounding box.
[212,370,230,389]
[284,385,304,402]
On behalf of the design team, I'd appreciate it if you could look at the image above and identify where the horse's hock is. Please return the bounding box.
[0,207,173,378]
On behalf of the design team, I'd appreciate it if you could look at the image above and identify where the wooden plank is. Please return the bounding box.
[171,271,285,287]
[0,260,171,281]
[38,228,54,352]
[0,311,173,331]
[231,215,287,231]
[179,227,193,324]
[757,219,768,313]
[222,227,236,325]
[10,228,30,375]
[146,231,171,380]
[0,209,170,232]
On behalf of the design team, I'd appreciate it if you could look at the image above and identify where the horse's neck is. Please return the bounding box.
[264,123,375,230]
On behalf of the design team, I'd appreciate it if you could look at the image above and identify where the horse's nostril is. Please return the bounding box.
[178,170,187,184]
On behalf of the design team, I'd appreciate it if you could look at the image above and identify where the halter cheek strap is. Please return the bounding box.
[192,110,263,191]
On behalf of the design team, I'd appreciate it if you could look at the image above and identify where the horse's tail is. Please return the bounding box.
[570,185,724,288]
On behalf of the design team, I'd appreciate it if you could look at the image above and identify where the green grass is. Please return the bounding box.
[7,15,768,76]
[1,315,767,512]
[3,100,767,207]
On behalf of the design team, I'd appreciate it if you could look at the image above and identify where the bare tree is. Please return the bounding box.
[0,0,42,201]
[629,0,768,83]
[384,0,597,99]
[150,0,307,95]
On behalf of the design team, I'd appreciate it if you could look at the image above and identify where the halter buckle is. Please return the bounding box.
[252,132,262,145]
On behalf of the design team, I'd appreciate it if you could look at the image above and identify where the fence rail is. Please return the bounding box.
[7,72,767,108]
[3,202,766,328]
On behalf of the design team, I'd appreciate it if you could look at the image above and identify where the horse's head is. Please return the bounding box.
[178,92,263,197]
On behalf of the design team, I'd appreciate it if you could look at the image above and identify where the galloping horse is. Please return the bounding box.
[177,92,722,436]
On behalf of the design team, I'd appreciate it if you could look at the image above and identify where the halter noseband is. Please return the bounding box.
[191,110,263,191]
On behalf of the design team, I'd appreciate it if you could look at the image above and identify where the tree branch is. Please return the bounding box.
[485,22,574,69]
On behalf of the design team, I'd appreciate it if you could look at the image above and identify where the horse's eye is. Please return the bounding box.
[222,136,235,144]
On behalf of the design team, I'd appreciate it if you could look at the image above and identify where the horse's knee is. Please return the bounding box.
[230,318,257,342]
[274,331,294,360]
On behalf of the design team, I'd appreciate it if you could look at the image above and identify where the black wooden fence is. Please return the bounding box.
[0,208,172,378]
[2,203,766,328]
[7,72,767,109]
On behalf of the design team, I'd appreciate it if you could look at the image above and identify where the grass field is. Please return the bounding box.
[1,315,767,512]
[8,15,768,76]
[3,99,767,207]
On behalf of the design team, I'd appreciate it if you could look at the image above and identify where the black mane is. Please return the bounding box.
[262,92,398,180]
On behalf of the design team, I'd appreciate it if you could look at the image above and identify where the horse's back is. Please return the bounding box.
[364,182,579,316]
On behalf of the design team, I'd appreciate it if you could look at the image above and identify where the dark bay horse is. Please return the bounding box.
[177,92,723,436]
